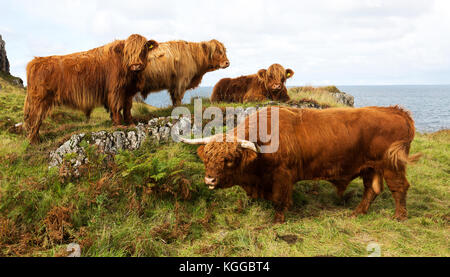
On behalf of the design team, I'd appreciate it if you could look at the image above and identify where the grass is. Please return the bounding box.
[0,80,448,257]
[288,86,347,108]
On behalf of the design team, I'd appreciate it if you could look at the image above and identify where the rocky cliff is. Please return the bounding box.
[0,35,10,74]
[0,34,23,87]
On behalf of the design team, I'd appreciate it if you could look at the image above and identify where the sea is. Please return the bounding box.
[144,85,450,133]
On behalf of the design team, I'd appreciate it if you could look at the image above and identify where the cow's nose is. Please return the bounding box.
[272,84,282,90]
[205,176,217,189]
[130,63,144,71]
[221,61,230,68]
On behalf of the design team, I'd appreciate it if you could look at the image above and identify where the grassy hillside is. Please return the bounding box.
[0,80,448,257]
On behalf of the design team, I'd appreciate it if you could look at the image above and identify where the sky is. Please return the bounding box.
[1,0,450,86]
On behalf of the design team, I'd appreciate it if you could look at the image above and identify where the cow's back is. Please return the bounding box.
[236,106,416,180]
[290,106,415,179]
[211,75,259,103]
[139,41,202,95]
[27,50,110,110]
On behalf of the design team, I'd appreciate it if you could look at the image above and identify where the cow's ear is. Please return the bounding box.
[146,40,158,51]
[240,149,258,169]
[257,69,267,81]
[286,69,294,79]
[197,145,206,161]
[114,42,124,54]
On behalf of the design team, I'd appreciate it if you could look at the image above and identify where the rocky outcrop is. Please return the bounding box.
[0,34,24,87]
[330,91,354,107]
[49,117,191,176]
[0,35,10,74]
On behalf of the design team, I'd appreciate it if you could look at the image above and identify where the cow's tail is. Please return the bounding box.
[386,141,422,170]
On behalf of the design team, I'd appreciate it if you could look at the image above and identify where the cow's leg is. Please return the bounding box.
[352,169,382,217]
[331,179,351,199]
[107,91,123,126]
[123,95,134,125]
[169,86,185,106]
[84,109,93,122]
[383,168,410,221]
[24,93,52,144]
[271,169,294,223]
[243,92,267,103]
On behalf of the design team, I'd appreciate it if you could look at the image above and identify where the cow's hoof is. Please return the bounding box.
[29,136,41,145]
[393,213,408,222]
[273,213,285,224]
[350,210,365,218]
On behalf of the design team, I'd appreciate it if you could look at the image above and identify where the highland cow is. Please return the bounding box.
[24,34,158,144]
[181,106,421,223]
[134,39,229,108]
[210,64,294,103]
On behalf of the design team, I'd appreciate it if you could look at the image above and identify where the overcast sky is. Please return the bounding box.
[1,0,450,86]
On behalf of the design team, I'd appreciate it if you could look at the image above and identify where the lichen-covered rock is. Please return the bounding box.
[49,118,187,173]
[330,91,354,107]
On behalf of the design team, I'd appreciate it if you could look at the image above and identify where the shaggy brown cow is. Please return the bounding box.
[135,39,229,108]
[24,34,158,144]
[180,106,422,223]
[210,64,294,103]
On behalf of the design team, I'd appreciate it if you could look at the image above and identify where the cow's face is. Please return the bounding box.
[197,142,257,190]
[257,64,294,100]
[204,39,230,71]
[122,34,159,72]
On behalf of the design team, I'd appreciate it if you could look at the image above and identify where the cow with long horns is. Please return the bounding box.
[180,106,421,223]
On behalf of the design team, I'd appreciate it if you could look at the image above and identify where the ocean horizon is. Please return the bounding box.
[144,84,450,133]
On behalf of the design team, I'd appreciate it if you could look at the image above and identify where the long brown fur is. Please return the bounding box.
[135,39,229,107]
[195,106,422,223]
[210,64,294,103]
[24,34,158,144]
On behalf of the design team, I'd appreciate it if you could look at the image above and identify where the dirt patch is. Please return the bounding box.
[276,234,302,245]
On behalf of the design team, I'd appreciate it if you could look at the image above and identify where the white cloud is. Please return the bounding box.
[1,0,449,85]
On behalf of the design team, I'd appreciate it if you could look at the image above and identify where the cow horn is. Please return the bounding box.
[178,134,221,145]
[178,135,259,152]
[237,139,259,153]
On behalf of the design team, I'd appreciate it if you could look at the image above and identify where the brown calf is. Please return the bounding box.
[211,64,294,103]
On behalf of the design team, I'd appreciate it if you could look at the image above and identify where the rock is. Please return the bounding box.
[11,78,24,87]
[330,91,354,107]
[0,35,24,87]
[0,35,10,74]
[49,117,189,173]
[66,243,81,257]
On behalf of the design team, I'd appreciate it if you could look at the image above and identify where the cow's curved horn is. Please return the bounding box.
[237,139,259,153]
[178,135,259,152]
[178,134,222,145]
